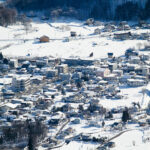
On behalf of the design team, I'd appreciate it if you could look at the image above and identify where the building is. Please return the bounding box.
[70,31,77,37]
[108,63,118,72]
[129,56,140,64]
[36,59,48,68]
[96,68,110,77]
[12,75,30,92]
[94,28,101,35]
[39,35,49,42]
[56,64,68,74]
[59,73,71,81]
[9,59,18,68]
[104,74,118,83]
[127,79,146,87]
[108,53,114,58]
[46,69,58,78]
[114,32,132,40]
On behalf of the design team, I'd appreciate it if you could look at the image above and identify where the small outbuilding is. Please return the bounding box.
[94,28,101,35]
[39,35,50,43]
[114,32,132,40]
[70,31,77,37]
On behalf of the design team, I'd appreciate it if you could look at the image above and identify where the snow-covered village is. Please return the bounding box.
[1,0,150,150]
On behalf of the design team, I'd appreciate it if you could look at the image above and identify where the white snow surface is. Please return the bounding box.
[1,20,148,59]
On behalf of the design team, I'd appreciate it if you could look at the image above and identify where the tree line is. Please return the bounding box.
[0,4,17,26]
[0,0,149,26]
[0,119,47,150]
[115,0,150,20]
[6,0,150,20]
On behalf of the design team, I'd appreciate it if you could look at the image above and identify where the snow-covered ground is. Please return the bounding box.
[112,129,150,150]
[1,19,149,59]
[100,85,149,109]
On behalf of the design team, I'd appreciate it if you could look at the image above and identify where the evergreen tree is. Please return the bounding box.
[0,52,3,60]
[28,124,37,150]
[122,108,130,123]
[0,136,3,145]
[144,0,150,19]
[28,134,35,150]
[3,58,9,64]
[115,2,139,20]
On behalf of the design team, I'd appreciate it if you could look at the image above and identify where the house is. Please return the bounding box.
[96,68,110,77]
[124,64,140,73]
[138,20,147,28]
[143,45,150,51]
[72,72,82,80]
[129,56,141,64]
[3,91,15,99]
[140,54,150,61]
[142,66,150,76]
[59,73,71,81]
[118,21,130,31]
[31,75,44,84]
[71,118,81,124]
[56,64,68,74]
[21,61,30,69]
[108,63,118,72]
[107,53,113,58]
[48,112,65,126]
[46,69,58,78]
[85,18,94,26]
[36,59,48,68]
[104,74,118,83]
[64,58,94,66]
[119,74,131,83]
[127,79,146,87]
[9,59,18,68]
[94,28,101,35]
[39,35,49,43]
[0,103,20,113]
[114,32,132,40]
[70,31,77,37]
[113,70,123,77]
[0,64,9,72]
[125,49,139,58]
[41,16,49,20]
[104,24,116,32]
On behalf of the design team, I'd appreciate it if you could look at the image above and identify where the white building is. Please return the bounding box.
[56,64,68,74]
[46,69,58,78]
[12,75,30,92]
[59,73,71,81]
[96,68,110,77]
[127,79,146,87]
[9,59,18,68]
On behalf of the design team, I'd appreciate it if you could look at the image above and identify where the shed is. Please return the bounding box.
[94,28,101,35]
[70,31,77,37]
[108,52,113,58]
[39,35,50,43]
[114,32,132,40]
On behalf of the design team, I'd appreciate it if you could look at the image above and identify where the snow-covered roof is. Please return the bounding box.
[3,103,20,109]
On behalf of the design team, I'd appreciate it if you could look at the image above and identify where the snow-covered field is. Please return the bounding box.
[1,19,149,59]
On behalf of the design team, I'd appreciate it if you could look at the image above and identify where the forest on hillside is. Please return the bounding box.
[0,0,150,26]
[6,0,150,20]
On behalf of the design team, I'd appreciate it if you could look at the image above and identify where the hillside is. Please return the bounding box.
[6,0,150,20]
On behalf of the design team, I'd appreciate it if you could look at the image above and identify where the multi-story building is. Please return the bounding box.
[12,75,30,92]
[56,64,68,74]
